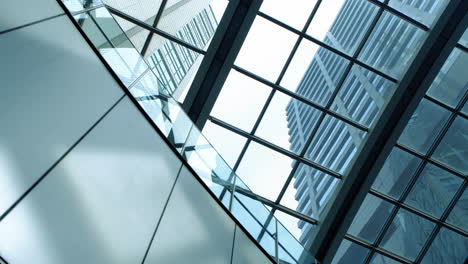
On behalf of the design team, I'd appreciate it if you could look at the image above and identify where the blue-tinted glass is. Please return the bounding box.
[359,11,426,79]
[446,189,468,233]
[334,64,396,127]
[380,209,435,261]
[369,253,403,264]
[405,164,463,218]
[331,240,369,264]
[388,0,448,27]
[432,117,468,174]
[462,100,468,115]
[348,194,394,244]
[420,228,468,264]
[372,147,421,199]
[398,99,450,154]
[427,48,468,108]
[62,0,102,12]
[231,195,264,238]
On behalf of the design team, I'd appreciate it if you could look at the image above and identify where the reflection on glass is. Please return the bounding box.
[260,0,318,30]
[420,227,468,264]
[359,11,426,79]
[405,164,462,218]
[333,64,395,127]
[372,147,421,199]
[380,208,435,261]
[331,239,369,264]
[369,253,401,264]
[432,117,468,174]
[281,39,350,105]
[446,189,468,233]
[427,48,468,108]
[348,194,394,244]
[305,115,366,174]
[307,0,379,56]
[235,16,297,82]
[388,0,448,27]
[236,142,293,200]
[211,70,272,132]
[398,99,450,154]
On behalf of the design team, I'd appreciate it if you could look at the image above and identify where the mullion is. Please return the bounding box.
[257,10,398,83]
[239,0,326,244]
[365,90,468,263]
[415,180,468,263]
[345,234,412,264]
[366,0,429,31]
[275,0,389,210]
[233,65,369,132]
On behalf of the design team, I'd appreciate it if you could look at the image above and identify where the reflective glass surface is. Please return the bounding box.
[331,240,369,264]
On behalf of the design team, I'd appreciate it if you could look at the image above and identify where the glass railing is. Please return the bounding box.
[61,3,316,263]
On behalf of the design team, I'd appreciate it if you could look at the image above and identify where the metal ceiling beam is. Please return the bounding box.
[181,0,263,128]
[305,1,468,263]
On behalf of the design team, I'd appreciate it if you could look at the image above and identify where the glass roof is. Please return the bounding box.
[59,0,467,263]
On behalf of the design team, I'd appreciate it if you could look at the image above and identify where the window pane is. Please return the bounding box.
[359,11,426,79]
[372,147,422,200]
[348,194,394,244]
[281,37,350,103]
[211,70,272,132]
[202,121,247,168]
[260,0,318,30]
[236,142,294,200]
[420,227,468,264]
[388,0,449,27]
[398,99,450,154]
[256,92,321,154]
[331,240,369,264]
[432,117,468,174]
[235,16,297,82]
[306,0,379,56]
[426,48,468,108]
[333,64,396,127]
[446,189,468,233]
[380,209,435,261]
[305,115,367,174]
[405,164,463,218]
[369,253,403,264]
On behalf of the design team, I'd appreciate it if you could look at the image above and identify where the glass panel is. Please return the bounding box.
[333,64,396,127]
[211,70,272,132]
[305,115,367,174]
[62,0,102,13]
[426,48,468,108]
[281,163,339,219]
[405,164,463,218]
[388,0,449,27]
[280,38,350,101]
[398,99,450,154]
[446,189,467,232]
[331,239,369,264]
[276,214,315,263]
[232,227,273,264]
[202,121,248,168]
[359,11,427,79]
[380,208,435,261]
[369,253,403,264]
[275,207,316,247]
[235,16,297,82]
[432,116,468,174]
[236,142,294,200]
[306,0,379,56]
[459,27,468,47]
[260,0,318,30]
[372,147,422,199]
[348,194,394,244]
[231,194,264,238]
[256,92,322,154]
[420,227,468,264]
[462,100,468,115]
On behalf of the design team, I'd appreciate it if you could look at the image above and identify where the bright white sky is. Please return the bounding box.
[204,0,346,240]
